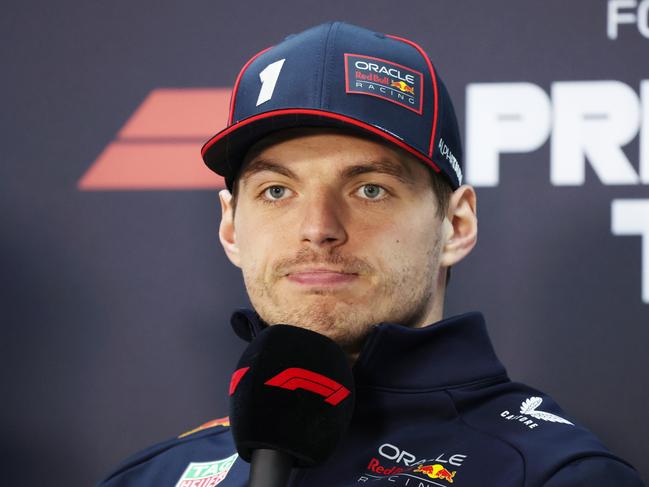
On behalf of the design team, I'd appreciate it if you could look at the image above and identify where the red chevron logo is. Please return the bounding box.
[78,88,230,190]
[229,367,250,396]
[264,367,351,406]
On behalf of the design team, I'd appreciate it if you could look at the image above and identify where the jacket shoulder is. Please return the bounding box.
[448,381,640,485]
[543,455,644,486]
[97,417,246,486]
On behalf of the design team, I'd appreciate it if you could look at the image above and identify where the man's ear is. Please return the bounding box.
[218,189,241,268]
[440,185,478,268]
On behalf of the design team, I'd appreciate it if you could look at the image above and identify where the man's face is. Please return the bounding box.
[220,128,449,354]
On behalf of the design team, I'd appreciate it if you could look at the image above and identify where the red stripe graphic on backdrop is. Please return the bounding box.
[78,88,231,190]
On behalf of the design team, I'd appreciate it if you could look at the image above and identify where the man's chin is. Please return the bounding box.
[298,321,371,356]
[262,303,374,354]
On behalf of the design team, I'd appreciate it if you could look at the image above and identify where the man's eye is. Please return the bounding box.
[262,185,290,200]
[357,184,386,200]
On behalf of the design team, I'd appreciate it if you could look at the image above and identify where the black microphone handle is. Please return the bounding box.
[248,449,293,487]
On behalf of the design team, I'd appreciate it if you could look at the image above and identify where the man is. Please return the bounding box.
[98,22,644,486]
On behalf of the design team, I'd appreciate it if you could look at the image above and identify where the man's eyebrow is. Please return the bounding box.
[239,157,415,186]
[239,159,299,182]
[342,159,415,185]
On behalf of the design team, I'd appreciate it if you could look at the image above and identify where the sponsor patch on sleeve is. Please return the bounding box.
[344,53,423,114]
[175,453,238,487]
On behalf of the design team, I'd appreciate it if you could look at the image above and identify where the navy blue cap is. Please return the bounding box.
[201,21,463,190]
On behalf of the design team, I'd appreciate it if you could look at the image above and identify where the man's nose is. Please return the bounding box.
[298,191,348,248]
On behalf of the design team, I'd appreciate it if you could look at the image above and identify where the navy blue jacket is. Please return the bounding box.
[98,311,644,486]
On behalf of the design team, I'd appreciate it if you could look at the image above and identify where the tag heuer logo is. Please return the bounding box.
[175,453,238,487]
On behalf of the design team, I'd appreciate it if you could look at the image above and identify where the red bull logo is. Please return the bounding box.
[390,80,415,95]
[414,464,457,483]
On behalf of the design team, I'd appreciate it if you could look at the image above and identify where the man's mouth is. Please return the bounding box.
[285,268,359,286]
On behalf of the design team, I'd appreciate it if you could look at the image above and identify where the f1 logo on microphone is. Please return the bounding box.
[264,368,351,406]
[228,367,351,406]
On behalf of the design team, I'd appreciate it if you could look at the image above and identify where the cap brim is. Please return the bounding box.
[201,108,441,190]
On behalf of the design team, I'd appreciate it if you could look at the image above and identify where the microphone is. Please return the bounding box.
[228,324,355,487]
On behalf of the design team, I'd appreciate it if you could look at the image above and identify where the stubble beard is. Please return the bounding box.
[242,241,441,356]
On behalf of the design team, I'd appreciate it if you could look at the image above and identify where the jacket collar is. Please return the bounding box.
[230,309,507,390]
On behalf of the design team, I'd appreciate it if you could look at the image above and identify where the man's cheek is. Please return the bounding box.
[239,249,267,286]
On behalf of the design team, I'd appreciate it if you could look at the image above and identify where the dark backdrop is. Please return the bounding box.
[2,1,648,485]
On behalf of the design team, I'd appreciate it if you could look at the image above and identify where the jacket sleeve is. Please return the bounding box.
[95,425,245,487]
[544,456,645,487]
